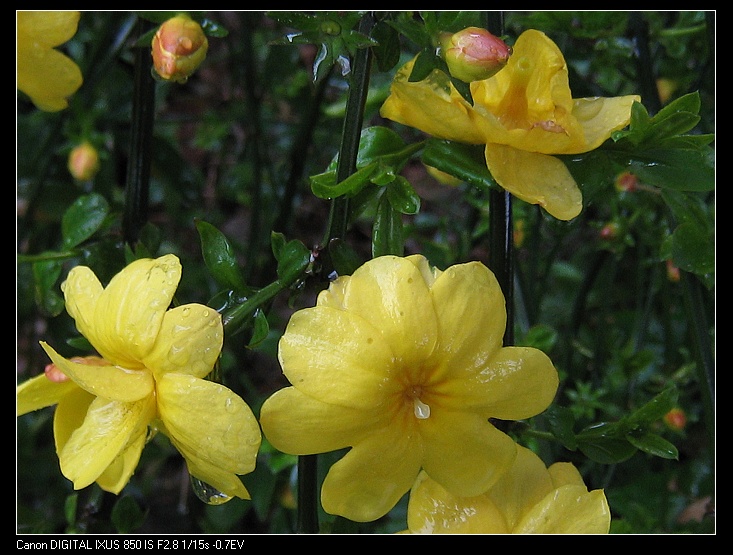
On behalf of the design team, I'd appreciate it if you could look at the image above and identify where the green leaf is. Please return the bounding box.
[625,387,679,428]
[422,139,496,190]
[372,192,404,257]
[33,259,65,317]
[626,432,679,460]
[111,495,146,534]
[61,193,110,249]
[248,309,270,348]
[310,162,378,199]
[386,176,421,214]
[195,220,247,292]
[625,148,714,191]
[671,220,715,275]
[543,405,578,451]
[371,20,401,72]
[327,238,365,277]
[276,239,312,283]
[578,436,638,464]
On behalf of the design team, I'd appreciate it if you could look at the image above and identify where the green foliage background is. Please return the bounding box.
[17,11,714,534]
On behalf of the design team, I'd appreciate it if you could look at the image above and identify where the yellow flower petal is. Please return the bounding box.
[321,425,423,522]
[143,304,223,380]
[156,373,261,475]
[484,143,582,221]
[16,12,82,111]
[40,342,154,402]
[513,485,611,534]
[278,306,398,409]
[486,445,555,530]
[379,58,485,144]
[260,387,376,454]
[54,387,95,453]
[548,461,586,488]
[334,255,438,368]
[58,395,155,491]
[178,450,252,501]
[95,433,147,494]
[61,265,103,342]
[448,345,558,420]
[64,256,181,368]
[16,373,79,416]
[426,260,506,382]
[407,471,509,533]
[569,95,641,153]
[420,409,517,497]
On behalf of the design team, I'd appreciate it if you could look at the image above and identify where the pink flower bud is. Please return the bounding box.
[67,142,100,181]
[151,13,208,83]
[615,171,638,193]
[439,27,510,82]
[663,407,687,431]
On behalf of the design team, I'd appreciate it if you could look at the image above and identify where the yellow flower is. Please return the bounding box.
[403,444,611,534]
[16,255,261,501]
[259,255,559,522]
[17,11,83,112]
[380,29,640,220]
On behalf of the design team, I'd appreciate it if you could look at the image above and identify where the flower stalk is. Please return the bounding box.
[123,18,156,247]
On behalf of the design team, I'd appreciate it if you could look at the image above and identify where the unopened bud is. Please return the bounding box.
[666,259,681,282]
[68,142,100,181]
[599,222,620,241]
[663,407,687,431]
[615,171,638,193]
[151,13,208,83]
[439,27,510,83]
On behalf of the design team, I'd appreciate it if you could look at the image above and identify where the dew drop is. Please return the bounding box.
[413,398,431,419]
[224,397,239,413]
[190,476,232,505]
[181,307,191,318]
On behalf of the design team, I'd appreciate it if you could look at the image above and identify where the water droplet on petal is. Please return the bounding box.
[414,398,431,419]
[190,476,232,505]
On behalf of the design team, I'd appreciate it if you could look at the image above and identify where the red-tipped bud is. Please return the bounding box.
[663,407,687,431]
[151,14,208,83]
[615,171,638,193]
[599,222,620,241]
[666,259,681,282]
[68,142,100,181]
[439,27,510,83]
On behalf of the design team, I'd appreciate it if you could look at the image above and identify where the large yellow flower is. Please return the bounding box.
[16,255,261,501]
[380,29,640,220]
[17,11,83,111]
[259,255,559,522]
[403,444,611,534]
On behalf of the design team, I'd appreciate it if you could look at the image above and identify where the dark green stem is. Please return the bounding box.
[123,19,156,247]
[321,12,375,262]
[484,12,513,346]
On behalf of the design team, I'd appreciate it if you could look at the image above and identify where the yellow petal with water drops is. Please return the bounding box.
[321,425,423,522]
[406,253,443,287]
[569,95,640,154]
[513,485,611,534]
[88,255,181,367]
[278,306,397,409]
[379,58,485,144]
[420,409,517,497]
[407,471,509,534]
[452,345,558,420]
[40,342,154,402]
[58,395,155,491]
[156,373,261,475]
[486,445,555,530]
[484,143,582,221]
[61,265,104,343]
[337,255,438,368]
[16,373,79,416]
[259,387,377,455]
[426,260,505,383]
[143,304,223,380]
[95,431,147,494]
[176,447,251,501]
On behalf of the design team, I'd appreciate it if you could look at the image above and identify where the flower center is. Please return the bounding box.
[496,56,533,130]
